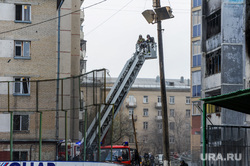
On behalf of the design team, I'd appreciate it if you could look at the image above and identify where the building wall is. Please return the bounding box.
[0,0,83,161]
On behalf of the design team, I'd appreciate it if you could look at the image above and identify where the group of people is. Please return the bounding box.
[136,34,155,54]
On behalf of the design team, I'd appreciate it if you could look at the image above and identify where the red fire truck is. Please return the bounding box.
[58,141,81,160]
[100,142,133,165]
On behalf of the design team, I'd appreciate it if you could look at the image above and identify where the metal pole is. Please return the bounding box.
[111,105,114,162]
[39,112,42,161]
[56,0,64,160]
[154,0,170,165]
[83,108,87,161]
[203,103,207,166]
[98,105,101,162]
[8,82,13,161]
[65,110,68,161]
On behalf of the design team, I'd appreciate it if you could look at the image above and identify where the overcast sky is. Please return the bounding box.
[82,0,191,79]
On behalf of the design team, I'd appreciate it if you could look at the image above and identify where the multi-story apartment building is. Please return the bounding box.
[190,0,202,165]
[0,0,84,161]
[106,77,191,156]
[199,0,250,165]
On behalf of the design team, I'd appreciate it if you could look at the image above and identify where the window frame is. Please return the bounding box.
[15,4,31,23]
[128,108,134,119]
[192,101,201,115]
[193,0,202,8]
[169,96,175,104]
[143,108,149,117]
[170,122,175,130]
[192,10,201,37]
[14,41,31,59]
[13,114,29,131]
[192,71,201,97]
[158,110,162,116]
[13,151,28,161]
[14,77,30,95]
[192,40,201,67]
[170,109,175,117]
[186,109,191,118]
[169,136,175,143]
[143,122,148,130]
[143,96,148,103]
[186,96,191,104]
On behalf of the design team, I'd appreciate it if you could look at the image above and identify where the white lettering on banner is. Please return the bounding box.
[200,153,242,161]
[0,162,122,166]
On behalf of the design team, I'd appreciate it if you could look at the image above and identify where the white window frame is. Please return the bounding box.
[192,102,201,115]
[169,96,175,104]
[128,108,134,119]
[186,109,191,118]
[143,122,148,130]
[15,4,31,22]
[170,122,175,130]
[186,96,191,104]
[169,136,175,143]
[143,96,148,103]
[158,110,162,116]
[143,108,148,116]
[14,77,30,95]
[157,96,161,103]
[170,109,175,117]
[15,41,31,59]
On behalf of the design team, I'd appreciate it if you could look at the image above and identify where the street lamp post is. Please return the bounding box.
[142,1,173,166]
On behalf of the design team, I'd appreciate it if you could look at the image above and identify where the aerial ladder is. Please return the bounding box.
[81,41,157,157]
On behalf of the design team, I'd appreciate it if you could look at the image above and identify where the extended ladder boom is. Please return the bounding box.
[81,42,157,152]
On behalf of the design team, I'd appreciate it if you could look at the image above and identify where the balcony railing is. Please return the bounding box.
[155,115,162,120]
[126,101,137,108]
[155,102,162,108]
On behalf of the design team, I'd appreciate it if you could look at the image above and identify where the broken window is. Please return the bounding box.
[207,10,221,39]
[13,114,29,131]
[15,41,30,58]
[14,77,30,94]
[192,40,201,67]
[205,49,221,76]
[15,4,31,22]
[192,10,201,37]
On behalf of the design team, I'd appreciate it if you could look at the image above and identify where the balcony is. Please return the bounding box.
[155,116,162,121]
[155,102,162,108]
[126,101,137,108]
[129,115,137,121]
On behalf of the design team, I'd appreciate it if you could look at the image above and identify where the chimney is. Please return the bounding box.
[180,76,184,83]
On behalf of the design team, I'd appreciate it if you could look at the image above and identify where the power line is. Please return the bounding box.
[85,0,135,36]
[0,0,107,35]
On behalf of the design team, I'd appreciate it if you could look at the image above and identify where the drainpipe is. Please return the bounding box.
[56,0,64,160]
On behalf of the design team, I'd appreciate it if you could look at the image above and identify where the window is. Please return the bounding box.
[143,122,148,130]
[143,108,149,116]
[192,40,201,67]
[170,109,175,117]
[129,136,134,143]
[13,151,28,161]
[169,96,175,104]
[157,96,161,103]
[186,109,191,118]
[13,115,29,131]
[129,108,134,119]
[158,123,162,129]
[15,41,31,58]
[14,77,30,95]
[186,96,191,104]
[186,123,190,129]
[192,71,201,97]
[192,101,201,115]
[192,10,201,37]
[169,136,175,143]
[15,4,31,22]
[143,96,148,103]
[158,110,162,116]
[206,49,221,76]
[207,10,221,39]
[170,122,175,130]
[193,0,201,7]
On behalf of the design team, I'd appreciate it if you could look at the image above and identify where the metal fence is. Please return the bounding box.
[0,69,107,161]
[207,125,250,166]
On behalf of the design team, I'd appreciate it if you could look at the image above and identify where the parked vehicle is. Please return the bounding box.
[154,154,163,166]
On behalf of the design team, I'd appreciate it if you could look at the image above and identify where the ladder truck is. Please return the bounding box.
[81,41,157,160]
